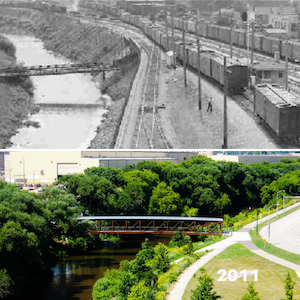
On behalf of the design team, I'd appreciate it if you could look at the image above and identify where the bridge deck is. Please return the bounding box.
[0,63,120,77]
[77,216,224,236]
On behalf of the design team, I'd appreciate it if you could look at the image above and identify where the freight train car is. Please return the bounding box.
[254,84,300,141]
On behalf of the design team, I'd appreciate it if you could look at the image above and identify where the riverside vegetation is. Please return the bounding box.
[0,7,140,148]
[2,155,300,298]
[0,35,35,148]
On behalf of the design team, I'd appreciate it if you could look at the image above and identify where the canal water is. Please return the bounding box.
[11,235,172,300]
[6,35,106,149]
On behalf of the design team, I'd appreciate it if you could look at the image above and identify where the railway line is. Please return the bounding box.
[163,24,300,91]
[132,45,170,149]
[78,15,171,149]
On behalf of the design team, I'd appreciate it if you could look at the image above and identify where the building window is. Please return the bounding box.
[279,72,283,78]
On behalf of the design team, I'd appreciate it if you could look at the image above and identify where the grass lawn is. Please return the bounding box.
[183,243,300,300]
[249,205,300,265]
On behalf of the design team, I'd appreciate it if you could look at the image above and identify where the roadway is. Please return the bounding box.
[167,201,300,300]
[260,208,300,255]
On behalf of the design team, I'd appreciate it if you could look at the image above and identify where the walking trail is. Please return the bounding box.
[167,202,300,300]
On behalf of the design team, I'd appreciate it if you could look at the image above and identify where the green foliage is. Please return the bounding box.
[152,243,170,273]
[282,272,296,300]
[127,281,156,300]
[242,282,261,300]
[0,269,12,299]
[169,228,191,248]
[149,182,180,215]
[191,268,221,300]
[92,269,120,300]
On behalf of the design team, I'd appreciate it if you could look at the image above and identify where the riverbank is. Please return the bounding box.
[0,34,35,148]
[0,8,139,148]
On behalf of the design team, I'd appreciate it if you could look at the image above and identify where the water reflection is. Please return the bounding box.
[46,236,172,300]
[5,35,106,149]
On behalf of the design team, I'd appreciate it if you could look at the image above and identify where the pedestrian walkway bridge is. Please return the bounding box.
[76,216,224,235]
[0,63,120,77]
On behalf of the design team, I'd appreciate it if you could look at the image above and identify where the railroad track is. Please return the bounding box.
[132,45,170,149]
[80,15,171,149]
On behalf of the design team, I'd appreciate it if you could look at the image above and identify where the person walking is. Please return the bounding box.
[207,97,213,112]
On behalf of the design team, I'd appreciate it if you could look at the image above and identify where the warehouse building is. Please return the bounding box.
[4,151,199,184]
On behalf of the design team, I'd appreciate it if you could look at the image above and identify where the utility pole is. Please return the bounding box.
[285,54,289,90]
[230,18,233,58]
[223,57,228,149]
[182,16,187,87]
[196,8,201,110]
[23,157,25,184]
[164,5,169,50]
[171,5,175,66]
[251,21,255,64]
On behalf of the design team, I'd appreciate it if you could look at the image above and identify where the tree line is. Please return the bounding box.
[2,155,300,297]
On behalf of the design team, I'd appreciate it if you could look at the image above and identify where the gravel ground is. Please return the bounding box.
[157,61,281,149]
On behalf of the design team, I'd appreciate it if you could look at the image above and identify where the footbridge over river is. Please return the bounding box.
[76,216,224,236]
[0,63,120,77]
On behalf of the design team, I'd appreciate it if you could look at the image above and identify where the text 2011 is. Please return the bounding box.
[217,269,258,281]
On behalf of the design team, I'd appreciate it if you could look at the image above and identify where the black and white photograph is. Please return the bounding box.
[1,0,300,149]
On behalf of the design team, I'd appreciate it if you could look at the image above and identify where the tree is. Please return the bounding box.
[169,228,191,248]
[148,182,180,215]
[241,11,247,22]
[242,282,261,300]
[282,272,296,300]
[0,269,12,298]
[191,269,221,300]
[152,243,170,273]
[127,281,156,300]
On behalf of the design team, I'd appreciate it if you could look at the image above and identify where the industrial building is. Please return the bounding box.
[251,59,286,87]
[207,153,299,164]
[4,151,199,184]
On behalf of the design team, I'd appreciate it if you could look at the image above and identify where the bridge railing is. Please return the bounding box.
[85,219,223,236]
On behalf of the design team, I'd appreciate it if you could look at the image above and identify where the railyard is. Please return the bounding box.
[2,0,300,148]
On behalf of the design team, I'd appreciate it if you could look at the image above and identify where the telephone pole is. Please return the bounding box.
[182,16,187,87]
[223,57,228,149]
[230,18,233,58]
[164,5,169,50]
[171,5,175,66]
[251,21,255,64]
[196,9,201,110]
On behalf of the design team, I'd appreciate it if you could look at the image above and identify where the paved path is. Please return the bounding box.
[167,202,300,300]
[259,208,300,255]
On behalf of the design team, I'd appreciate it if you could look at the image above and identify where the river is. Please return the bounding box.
[10,235,172,300]
[6,35,106,149]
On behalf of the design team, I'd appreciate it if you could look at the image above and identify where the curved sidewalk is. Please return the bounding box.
[167,202,300,300]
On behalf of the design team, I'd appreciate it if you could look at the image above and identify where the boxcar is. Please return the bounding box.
[254,84,300,141]
[291,41,300,62]
[200,52,214,77]
[211,56,248,93]
[187,20,196,33]
[235,29,247,48]
[262,36,273,55]
[281,41,293,60]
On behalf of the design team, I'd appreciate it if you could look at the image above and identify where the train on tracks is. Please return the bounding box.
[86,5,249,94]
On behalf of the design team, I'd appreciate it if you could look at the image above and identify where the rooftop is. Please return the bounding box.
[251,60,286,71]
[255,84,300,107]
